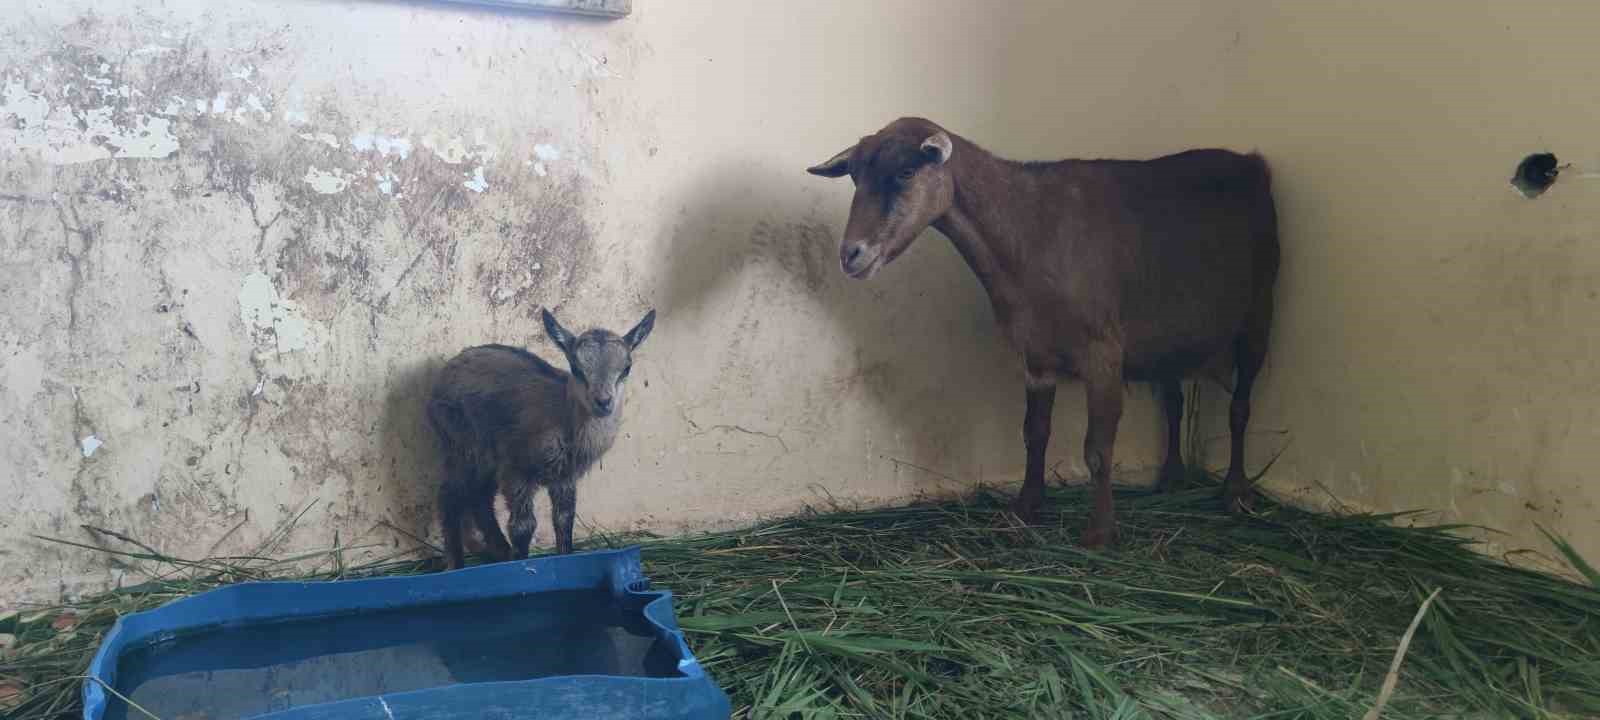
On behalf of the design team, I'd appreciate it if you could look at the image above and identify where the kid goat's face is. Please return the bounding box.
[543,308,656,418]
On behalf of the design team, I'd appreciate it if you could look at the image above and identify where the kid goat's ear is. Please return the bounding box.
[542,308,576,354]
[624,309,656,350]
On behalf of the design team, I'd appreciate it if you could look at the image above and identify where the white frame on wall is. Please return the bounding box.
[431,0,630,18]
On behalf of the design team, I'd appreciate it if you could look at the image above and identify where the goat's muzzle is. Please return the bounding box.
[840,240,881,279]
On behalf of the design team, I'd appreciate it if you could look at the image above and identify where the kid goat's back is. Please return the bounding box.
[426,307,656,569]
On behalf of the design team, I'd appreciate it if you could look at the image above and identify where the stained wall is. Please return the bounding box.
[0,1,1246,603]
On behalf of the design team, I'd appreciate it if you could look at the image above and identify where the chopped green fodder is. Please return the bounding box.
[4,479,1598,719]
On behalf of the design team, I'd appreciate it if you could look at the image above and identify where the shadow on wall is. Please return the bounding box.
[375,358,446,552]
[654,158,1020,501]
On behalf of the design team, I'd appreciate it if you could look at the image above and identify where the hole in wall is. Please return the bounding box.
[1511,152,1560,198]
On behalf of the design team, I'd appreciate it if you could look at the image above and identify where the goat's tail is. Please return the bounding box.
[1245,150,1272,189]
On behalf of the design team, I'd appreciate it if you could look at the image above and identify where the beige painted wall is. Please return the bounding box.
[1217,1,1600,568]
[1,0,1590,606]
[0,0,1244,605]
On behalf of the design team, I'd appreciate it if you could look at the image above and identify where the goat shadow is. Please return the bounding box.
[655,159,1033,505]
[373,357,449,564]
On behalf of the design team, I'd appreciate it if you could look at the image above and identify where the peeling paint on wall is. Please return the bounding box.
[0,0,1281,609]
[238,272,322,355]
[298,132,340,148]
[0,79,181,163]
[463,166,489,193]
[529,144,557,177]
[303,166,351,195]
[422,132,496,165]
[351,133,412,159]
[0,1,643,606]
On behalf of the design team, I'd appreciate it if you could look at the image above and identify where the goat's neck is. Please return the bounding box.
[564,379,620,458]
[931,138,1035,298]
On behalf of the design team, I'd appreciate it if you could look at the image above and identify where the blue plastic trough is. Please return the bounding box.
[82,546,730,720]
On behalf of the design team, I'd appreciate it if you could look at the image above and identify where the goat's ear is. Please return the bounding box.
[806,145,854,178]
[921,132,953,165]
[624,309,656,350]
[542,308,576,354]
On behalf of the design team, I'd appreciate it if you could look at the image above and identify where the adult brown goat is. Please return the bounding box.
[808,117,1279,547]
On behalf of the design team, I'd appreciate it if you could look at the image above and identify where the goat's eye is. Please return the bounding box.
[896,167,917,183]
[620,364,632,380]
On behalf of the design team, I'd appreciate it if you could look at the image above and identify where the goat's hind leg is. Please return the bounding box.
[1156,377,1187,493]
[1081,358,1124,549]
[439,482,468,570]
[1223,331,1268,513]
[471,492,512,562]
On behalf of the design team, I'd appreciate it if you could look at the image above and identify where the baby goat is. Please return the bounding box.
[426,308,656,569]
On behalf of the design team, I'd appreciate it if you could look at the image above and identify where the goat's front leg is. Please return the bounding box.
[506,478,538,560]
[1081,345,1124,549]
[1010,383,1056,523]
[548,480,577,555]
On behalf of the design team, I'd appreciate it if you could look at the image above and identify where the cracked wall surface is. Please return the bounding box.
[5,0,1594,605]
[1,1,1254,604]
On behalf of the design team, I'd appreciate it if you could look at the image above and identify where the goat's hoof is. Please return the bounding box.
[1008,497,1042,524]
[1157,464,1187,493]
[1223,483,1257,514]
[1081,524,1116,550]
